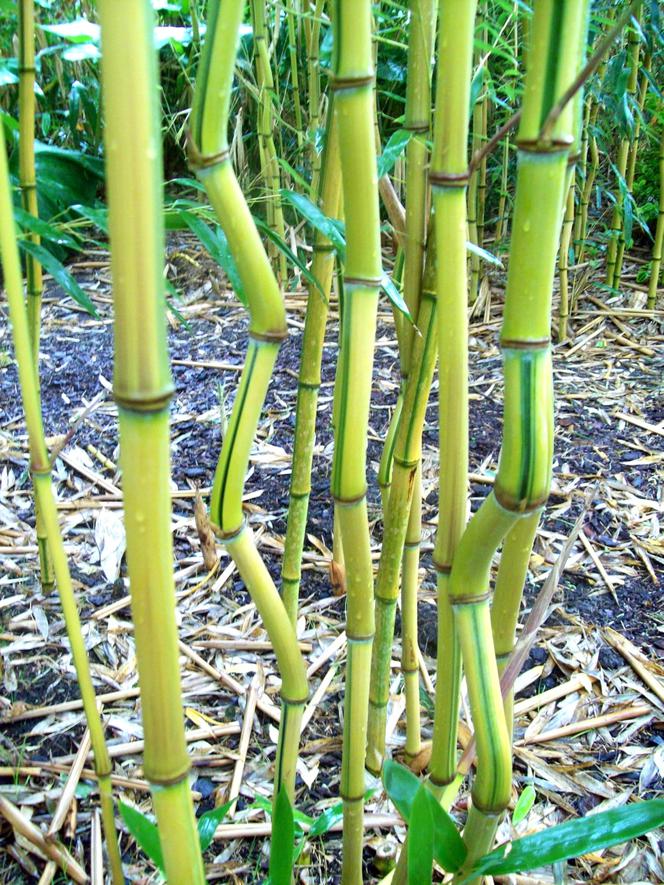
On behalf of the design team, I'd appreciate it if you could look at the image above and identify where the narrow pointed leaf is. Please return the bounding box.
[464,799,664,883]
[377,129,413,179]
[383,758,421,821]
[279,189,346,257]
[269,786,295,885]
[512,785,536,826]
[119,801,164,873]
[198,800,233,852]
[408,786,434,885]
[19,240,97,316]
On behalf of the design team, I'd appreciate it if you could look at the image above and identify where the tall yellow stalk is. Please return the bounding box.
[98,2,205,880]
[0,117,123,885]
[190,0,308,815]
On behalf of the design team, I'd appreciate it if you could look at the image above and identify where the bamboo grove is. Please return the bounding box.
[0,0,663,883]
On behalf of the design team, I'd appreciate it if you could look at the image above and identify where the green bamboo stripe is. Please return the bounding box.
[211,339,279,532]
[496,347,553,513]
[454,601,511,811]
[540,4,565,128]
[191,0,220,148]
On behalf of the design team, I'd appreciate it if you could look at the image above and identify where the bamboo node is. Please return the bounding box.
[494,485,548,514]
[185,131,230,171]
[499,337,550,351]
[343,275,382,289]
[113,386,174,414]
[450,590,491,606]
[432,559,451,575]
[332,491,368,507]
[329,74,374,92]
[429,170,469,188]
[403,122,429,133]
[249,329,288,344]
[516,135,574,154]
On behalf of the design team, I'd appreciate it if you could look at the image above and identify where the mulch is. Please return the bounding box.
[0,236,662,883]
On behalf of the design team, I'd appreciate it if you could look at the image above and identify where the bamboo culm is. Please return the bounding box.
[18,0,54,594]
[190,0,308,835]
[648,130,664,309]
[98,2,206,880]
[365,0,436,775]
[449,5,590,881]
[282,105,342,625]
[330,1,383,879]
[0,115,123,885]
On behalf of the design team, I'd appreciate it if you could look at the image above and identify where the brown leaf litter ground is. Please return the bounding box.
[0,239,662,883]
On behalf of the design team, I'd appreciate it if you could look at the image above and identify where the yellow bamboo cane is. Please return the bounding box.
[189,0,308,815]
[0,118,123,885]
[98,2,205,880]
[18,0,54,594]
[330,1,383,879]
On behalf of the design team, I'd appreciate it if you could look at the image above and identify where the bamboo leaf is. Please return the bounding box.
[408,786,434,885]
[308,800,344,837]
[253,216,325,296]
[14,207,80,250]
[19,240,97,316]
[382,272,413,322]
[463,799,664,883]
[198,800,233,852]
[466,240,504,268]
[119,801,164,873]
[383,760,466,872]
[178,210,247,306]
[377,129,413,179]
[383,758,421,821]
[269,786,294,885]
[512,784,536,826]
[279,189,346,257]
[425,788,466,872]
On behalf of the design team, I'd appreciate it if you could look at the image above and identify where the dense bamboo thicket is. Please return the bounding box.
[0,0,663,883]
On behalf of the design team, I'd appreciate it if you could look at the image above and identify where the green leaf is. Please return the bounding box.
[383,761,466,873]
[382,272,412,322]
[71,203,108,233]
[512,784,536,826]
[14,208,80,250]
[377,129,413,179]
[19,241,97,316]
[279,189,346,257]
[466,240,504,268]
[197,800,232,852]
[253,216,325,296]
[178,211,247,306]
[269,786,295,885]
[408,786,434,885]
[119,801,164,873]
[383,758,421,821]
[39,19,101,43]
[426,789,466,872]
[464,799,664,883]
[62,43,101,62]
[308,801,344,838]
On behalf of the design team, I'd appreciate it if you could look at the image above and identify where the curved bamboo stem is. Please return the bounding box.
[190,0,308,822]
[0,117,123,885]
[428,0,477,798]
[449,5,590,881]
